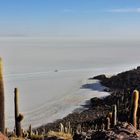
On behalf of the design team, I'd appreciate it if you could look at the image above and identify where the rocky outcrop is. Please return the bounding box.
[91,74,107,81]
[73,122,140,140]
[94,66,140,91]
[91,122,140,140]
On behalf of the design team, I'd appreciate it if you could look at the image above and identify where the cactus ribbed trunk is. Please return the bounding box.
[130,90,139,128]
[14,88,22,137]
[0,58,5,134]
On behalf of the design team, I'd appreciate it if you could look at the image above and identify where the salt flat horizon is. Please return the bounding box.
[0,43,140,130]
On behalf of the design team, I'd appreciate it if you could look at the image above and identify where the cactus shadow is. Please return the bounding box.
[80,82,105,92]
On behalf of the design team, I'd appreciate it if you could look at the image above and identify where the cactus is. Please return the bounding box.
[14,88,24,137]
[76,124,81,134]
[102,123,105,131]
[112,105,117,127]
[28,124,32,138]
[42,128,45,135]
[130,90,139,128]
[107,112,112,127]
[60,123,64,132]
[95,124,98,130]
[64,127,68,133]
[0,58,5,134]
[70,128,73,135]
[35,130,38,135]
[68,122,71,134]
[105,117,110,130]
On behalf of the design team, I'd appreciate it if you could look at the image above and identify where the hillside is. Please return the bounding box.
[94,66,140,92]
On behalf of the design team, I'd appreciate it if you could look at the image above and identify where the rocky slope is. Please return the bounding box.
[35,66,140,140]
[93,66,140,92]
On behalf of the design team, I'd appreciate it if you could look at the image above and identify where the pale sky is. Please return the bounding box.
[0,0,140,40]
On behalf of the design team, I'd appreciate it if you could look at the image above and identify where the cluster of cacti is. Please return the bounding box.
[99,88,139,130]
[59,122,72,134]
[14,88,24,137]
[4,84,140,139]
[13,125,40,139]
[103,105,117,130]
[0,58,5,134]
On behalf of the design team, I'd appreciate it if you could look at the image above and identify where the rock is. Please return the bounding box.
[91,122,140,140]
[114,122,136,134]
[135,130,140,137]
[92,74,107,81]
[98,67,140,91]
[73,133,83,140]
[104,88,111,92]
[90,97,104,107]
[137,66,140,70]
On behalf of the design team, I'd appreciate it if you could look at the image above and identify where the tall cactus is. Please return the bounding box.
[0,58,5,134]
[108,112,112,127]
[130,90,139,128]
[105,117,110,130]
[14,88,24,137]
[112,104,117,127]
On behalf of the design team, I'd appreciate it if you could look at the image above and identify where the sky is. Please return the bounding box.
[0,0,140,40]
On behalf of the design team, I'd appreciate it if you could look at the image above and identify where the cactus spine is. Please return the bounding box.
[130,90,139,128]
[0,58,5,134]
[14,88,23,137]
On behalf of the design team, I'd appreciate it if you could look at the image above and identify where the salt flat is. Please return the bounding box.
[0,40,140,129]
